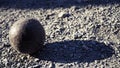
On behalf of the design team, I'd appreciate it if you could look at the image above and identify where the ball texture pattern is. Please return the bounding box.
[9,18,45,54]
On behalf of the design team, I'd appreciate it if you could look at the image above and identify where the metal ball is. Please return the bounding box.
[9,18,45,54]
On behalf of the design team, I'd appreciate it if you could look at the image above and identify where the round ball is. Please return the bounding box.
[9,18,45,54]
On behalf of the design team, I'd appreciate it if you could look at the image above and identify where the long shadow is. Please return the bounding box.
[33,40,115,63]
[0,0,119,9]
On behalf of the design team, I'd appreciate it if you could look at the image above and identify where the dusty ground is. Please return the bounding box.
[0,0,120,68]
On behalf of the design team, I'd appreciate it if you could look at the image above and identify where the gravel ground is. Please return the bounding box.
[0,0,120,68]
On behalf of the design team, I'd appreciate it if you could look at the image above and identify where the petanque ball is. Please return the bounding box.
[9,18,45,54]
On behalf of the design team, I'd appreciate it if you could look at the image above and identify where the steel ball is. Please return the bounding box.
[9,18,45,54]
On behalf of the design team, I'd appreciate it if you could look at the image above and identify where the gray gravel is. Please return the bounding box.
[0,0,120,68]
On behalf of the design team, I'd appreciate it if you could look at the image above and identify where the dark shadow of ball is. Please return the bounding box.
[32,40,115,63]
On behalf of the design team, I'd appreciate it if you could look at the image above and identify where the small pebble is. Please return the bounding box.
[34,58,40,62]
[17,63,21,67]
[0,43,4,49]
[58,12,70,18]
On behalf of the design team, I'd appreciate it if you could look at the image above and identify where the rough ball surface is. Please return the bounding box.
[9,18,45,54]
